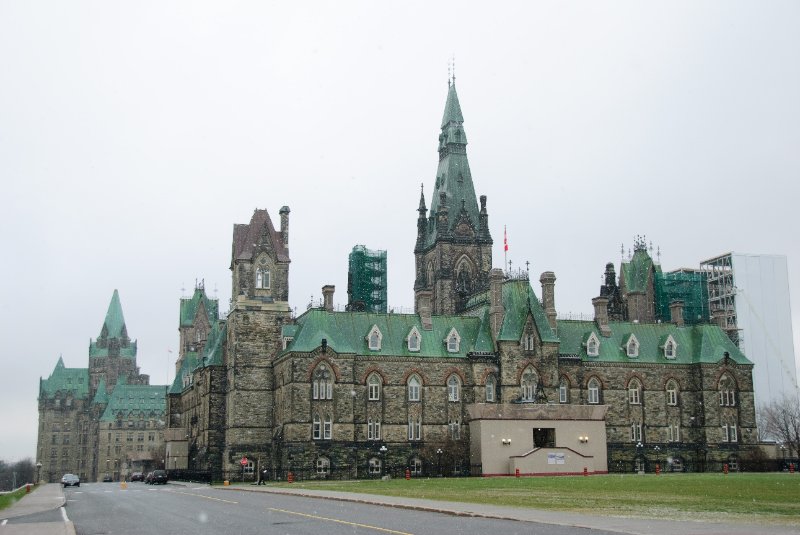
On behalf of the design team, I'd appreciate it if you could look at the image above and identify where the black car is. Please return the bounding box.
[102,474,113,482]
[150,470,168,485]
[61,473,80,487]
[130,472,144,482]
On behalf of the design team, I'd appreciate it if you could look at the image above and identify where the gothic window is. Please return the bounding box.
[719,375,736,406]
[368,418,381,440]
[407,375,421,402]
[312,365,333,400]
[587,378,601,404]
[358,374,378,403]
[407,327,421,352]
[668,423,681,442]
[367,325,383,351]
[666,380,679,406]
[447,375,461,402]
[521,368,537,402]
[626,335,640,358]
[369,457,382,475]
[256,268,270,289]
[628,379,642,405]
[664,336,677,359]
[408,416,422,441]
[426,261,434,287]
[446,328,461,353]
[586,333,600,357]
[523,333,535,352]
[323,415,332,439]
[485,375,496,403]
[559,378,569,404]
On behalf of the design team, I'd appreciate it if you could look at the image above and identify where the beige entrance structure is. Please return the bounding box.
[468,404,608,476]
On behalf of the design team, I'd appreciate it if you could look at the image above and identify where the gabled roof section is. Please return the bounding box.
[231,209,289,266]
[39,358,89,399]
[92,377,109,405]
[201,321,226,367]
[100,384,167,421]
[497,280,559,343]
[557,320,752,365]
[620,248,661,294]
[283,309,494,358]
[180,286,220,327]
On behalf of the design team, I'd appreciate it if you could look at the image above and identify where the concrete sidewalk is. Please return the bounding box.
[223,484,800,535]
[0,484,75,535]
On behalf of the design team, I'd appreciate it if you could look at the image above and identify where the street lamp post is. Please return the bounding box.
[36,462,42,484]
[379,445,388,477]
[436,448,443,477]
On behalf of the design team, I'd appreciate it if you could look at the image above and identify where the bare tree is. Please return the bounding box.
[759,395,800,457]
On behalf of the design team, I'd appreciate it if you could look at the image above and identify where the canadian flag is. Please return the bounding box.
[504,226,509,252]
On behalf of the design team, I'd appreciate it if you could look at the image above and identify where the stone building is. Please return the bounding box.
[166,79,758,480]
[37,290,166,482]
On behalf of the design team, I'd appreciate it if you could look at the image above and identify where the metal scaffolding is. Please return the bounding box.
[347,245,387,313]
[700,253,740,347]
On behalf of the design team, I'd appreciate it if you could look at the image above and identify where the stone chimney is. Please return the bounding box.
[322,285,335,312]
[279,206,290,247]
[669,299,685,326]
[592,296,612,337]
[489,268,505,341]
[539,271,557,330]
[416,289,433,330]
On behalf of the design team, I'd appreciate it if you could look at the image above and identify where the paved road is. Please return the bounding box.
[59,482,624,535]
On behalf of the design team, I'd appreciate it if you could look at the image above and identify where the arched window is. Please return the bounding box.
[630,421,642,442]
[666,380,679,406]
[312,365,333,400]
[586,333,599,357]
[367,325,382,351]
[312,413,321,440]
[367,374,381,401]
[626,335,639,358]
[448,418,460,439]
[485,375,496,403]
[408,416,421,441]
[407,375,421,402]
[628,379,642,405]
[523,333,535,351]
[587,378,601,404]
[722,421,738,443]
[446,328,460,353]
[256,268,270,289]
[664,336,677,359]
[447,375,461,402]
[719,375,736,406]
[521,368,537,401]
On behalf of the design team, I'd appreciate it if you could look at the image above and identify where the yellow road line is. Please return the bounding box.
[268,507,413,535]
[173,490,239,504]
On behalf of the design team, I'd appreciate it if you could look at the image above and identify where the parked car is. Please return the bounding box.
[130,472,144,482]
[150,470,168,485]
[144,471,154,484]
[102,475,113,482]
[61,474,80,487]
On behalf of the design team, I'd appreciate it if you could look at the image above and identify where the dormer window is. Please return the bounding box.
[663,335,677,359]
[522,333,535,351]
[586,333,600,357]
[407,327,421,352]
[367,325,382,351]
[626,335,640,358]
[446,328,461,353]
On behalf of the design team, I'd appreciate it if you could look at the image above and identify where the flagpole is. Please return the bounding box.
[504,225,508,273]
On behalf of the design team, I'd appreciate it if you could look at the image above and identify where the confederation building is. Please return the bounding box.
[39,80,758,482]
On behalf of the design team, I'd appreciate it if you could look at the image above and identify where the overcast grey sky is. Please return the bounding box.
[1,1,798,462]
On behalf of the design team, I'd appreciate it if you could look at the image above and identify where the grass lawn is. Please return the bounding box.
[0,487,30,511]
[268,473,800,525]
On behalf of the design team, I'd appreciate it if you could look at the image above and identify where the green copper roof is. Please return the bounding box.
[556,320,752,365]
[465,279,558,344]
[169,353,199,394]
[39,357,89,399]
[200,321,226,367]
[100,384,167,421]
[101,290,127,338]
[423,83,484,248]
[92,377,109,405]
[284,308,494,357]
[621,248,661,294]
[179,287,219,327]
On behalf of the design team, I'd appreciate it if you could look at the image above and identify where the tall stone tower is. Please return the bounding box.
[414,80,493,315]
[224,207,292,476]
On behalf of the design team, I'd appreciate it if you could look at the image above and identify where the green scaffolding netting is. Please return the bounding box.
[654,271,710,325]
[347,245,387,313]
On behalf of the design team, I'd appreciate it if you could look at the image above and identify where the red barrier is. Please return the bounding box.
[655,464,660,476]
[287,471,294,483]
[583,467,588,477]
[405,469,410,480]
[515,468,520,478]
[723,463,728,475]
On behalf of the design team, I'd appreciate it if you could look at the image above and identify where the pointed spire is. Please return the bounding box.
[441,83,464,128]
[101,289,127,339]
[418,183,426,212]
[55,355,65,370]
